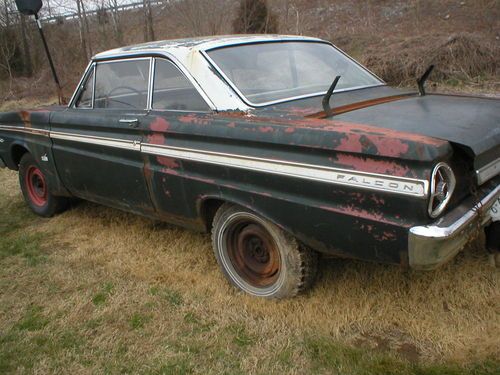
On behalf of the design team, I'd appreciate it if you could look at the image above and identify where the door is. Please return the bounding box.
[142,57,214,224]
[51,58,155,215]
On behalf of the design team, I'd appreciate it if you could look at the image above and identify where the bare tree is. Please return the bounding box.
[173,0,235,36]
[75,0,90,60]
[233,0,278,34]
[108,0,124,44]
[19,14,32,76]
[143,0,155,42]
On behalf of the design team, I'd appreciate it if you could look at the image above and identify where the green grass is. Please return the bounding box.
[130,312,150,330]
[92,282,114,306]
[303,336,500,375]
[149,286,184,307]
[1,168,499,374]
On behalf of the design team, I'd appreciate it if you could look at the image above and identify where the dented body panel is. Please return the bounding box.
[1,35,499,269]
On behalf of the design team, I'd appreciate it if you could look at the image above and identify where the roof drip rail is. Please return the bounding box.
[417,65,435,96]
[322,75,341,117]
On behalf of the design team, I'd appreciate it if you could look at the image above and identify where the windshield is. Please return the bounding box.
[206,42,382,105]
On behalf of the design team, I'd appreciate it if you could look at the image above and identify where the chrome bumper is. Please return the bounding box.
[408,184,500,270]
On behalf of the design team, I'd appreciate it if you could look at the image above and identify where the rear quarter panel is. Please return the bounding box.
[142,112,451,265]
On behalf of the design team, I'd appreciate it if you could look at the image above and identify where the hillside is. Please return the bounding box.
[0,0,498,106]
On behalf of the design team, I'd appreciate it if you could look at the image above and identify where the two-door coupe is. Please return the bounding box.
[0,35,499,298]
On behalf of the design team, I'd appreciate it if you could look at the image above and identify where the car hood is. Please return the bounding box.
[335,93,500,167]
[260,87,499,169]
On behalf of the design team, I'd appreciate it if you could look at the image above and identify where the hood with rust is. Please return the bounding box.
[256,86,500,169]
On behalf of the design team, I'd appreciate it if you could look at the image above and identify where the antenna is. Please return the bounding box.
[322,75,341,117]
[417,65,435,96]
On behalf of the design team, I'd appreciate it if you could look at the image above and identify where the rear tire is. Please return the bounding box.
[211,203,318,299]
[19,153,69,217]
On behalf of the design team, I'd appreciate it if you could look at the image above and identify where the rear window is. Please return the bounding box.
[207,42,382,105]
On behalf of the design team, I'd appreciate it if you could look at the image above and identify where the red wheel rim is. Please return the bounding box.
[226,222,281,288]
[25,166,48,207]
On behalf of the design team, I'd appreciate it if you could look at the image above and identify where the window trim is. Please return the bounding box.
[71,62,95,109]
[93,57,152,111]
[70,55,216,112]
[150,57,212,113]
[201,40,386,108]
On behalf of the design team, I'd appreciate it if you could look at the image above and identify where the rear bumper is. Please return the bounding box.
[408,184,500,270]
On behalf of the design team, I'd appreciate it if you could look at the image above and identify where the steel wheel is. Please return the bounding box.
[19,153,69,217]
[221,213,283,294]
[25,165,48,207]
[212,203,318,299]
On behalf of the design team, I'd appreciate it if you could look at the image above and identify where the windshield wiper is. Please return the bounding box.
[322,75,341,117]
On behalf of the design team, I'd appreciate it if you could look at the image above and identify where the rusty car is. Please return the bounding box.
[0,35,499,298]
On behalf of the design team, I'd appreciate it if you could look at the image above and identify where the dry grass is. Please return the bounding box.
[0,96,58,112]
[1,168,499,374]
[361,32,499,89]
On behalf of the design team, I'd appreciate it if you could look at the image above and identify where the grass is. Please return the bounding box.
[0,168,499,374]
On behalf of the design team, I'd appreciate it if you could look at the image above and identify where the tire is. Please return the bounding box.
[211,203,318,299]
[18,153,69,217]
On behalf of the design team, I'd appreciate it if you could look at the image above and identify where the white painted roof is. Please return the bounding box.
[92,35,325,111]
[93,34,323,59]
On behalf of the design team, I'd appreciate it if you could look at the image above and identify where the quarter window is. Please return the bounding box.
[75,68,94,108]
[152,59,209,111]
[94,60,150,109]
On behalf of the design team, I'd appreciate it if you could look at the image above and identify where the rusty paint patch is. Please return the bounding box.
[157,156,180,169]
[307,93,417,119]
[334,154,414,177]
[178,114,211,126]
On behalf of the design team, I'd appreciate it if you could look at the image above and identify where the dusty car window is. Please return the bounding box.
[207,42,382,105]
[94,60,149,109]
[152,59,209,111]
[75,68,94,108]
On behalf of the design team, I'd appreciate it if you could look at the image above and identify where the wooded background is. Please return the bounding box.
[0,0,498,103]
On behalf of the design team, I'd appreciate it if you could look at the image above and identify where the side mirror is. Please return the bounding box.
[15,0,42,16]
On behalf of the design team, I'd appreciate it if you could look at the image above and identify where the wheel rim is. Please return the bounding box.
[220,213,282,293]
[25,166,48,207]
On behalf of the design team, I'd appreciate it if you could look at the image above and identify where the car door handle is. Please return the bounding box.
[119,118,139,128]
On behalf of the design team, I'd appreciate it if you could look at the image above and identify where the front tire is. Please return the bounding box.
[19,153,69,217]
[211,203,318,299]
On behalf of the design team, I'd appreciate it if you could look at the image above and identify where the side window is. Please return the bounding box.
[152,59,210,111]
[75,68,94,108]
[94,60,150,109]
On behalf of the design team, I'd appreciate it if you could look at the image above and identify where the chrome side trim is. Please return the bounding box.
[411,184,500,238]
[50,131,140,151]
[141,143,429,197]
[1,124,429,197]
[0,125,50,136]
[477,158,500,185]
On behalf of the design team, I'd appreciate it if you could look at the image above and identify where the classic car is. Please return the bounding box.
[0,35,499,298]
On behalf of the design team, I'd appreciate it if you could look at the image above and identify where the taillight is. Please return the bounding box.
[428,162,456,218]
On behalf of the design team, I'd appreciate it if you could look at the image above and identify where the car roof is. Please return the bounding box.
[93,34,324,60]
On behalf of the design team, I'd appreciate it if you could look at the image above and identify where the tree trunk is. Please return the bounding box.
[75,0,88,61]
[143,0,155,42]
[80,0,93,56]
[19,14,32,76]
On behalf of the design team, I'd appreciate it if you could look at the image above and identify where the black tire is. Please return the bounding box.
[211,203,318,299]
[18,153,69,217]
